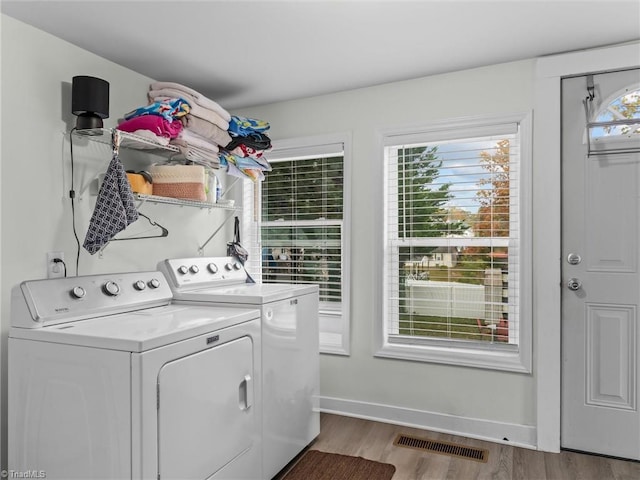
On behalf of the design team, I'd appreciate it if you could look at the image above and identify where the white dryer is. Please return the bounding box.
[158,257,320,480]
[9,271,262,480]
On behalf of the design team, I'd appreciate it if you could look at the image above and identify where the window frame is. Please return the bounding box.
[244,133,352,356]
[374,112,532,373]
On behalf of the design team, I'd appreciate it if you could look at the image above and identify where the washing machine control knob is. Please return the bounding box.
[177,265,189,275]
[103,281,120,296]
[225,262,233,271]
[71,286,86,299]
[207,263,218,274]
[148,278,161,289]
[133,280,146,291]
[233,262,242,270]
[190,265,199,274]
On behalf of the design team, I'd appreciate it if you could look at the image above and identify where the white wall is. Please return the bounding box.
[236,59,538,446]
[0,15,235,468]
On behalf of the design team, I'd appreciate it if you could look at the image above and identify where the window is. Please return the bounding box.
[244,135,351,355]
[587,84,640,155]
[376,113,531,372]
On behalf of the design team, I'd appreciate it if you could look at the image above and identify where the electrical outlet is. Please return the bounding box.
[47,251,65,278]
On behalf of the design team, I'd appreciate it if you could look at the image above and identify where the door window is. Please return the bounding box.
[587,82,640,155]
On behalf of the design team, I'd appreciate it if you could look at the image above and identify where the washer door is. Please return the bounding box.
[158,336,255,480]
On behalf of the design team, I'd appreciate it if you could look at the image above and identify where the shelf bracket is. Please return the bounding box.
[197,209,237,255]
[221,177,240,198]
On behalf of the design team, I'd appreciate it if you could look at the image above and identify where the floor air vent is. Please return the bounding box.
[393,434,489,463]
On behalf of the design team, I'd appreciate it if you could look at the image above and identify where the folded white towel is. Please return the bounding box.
[150,90,229,131]
[182,114,232,147]
[177,129,221,153]
[150,81,231,121]
[185,146,221,169]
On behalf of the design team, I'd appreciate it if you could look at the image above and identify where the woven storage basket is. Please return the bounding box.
[149,164,207,201]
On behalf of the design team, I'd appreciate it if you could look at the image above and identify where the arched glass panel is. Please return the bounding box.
[587,85,640,155]
[592,88,640,138]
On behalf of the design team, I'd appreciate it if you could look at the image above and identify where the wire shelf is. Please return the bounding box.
[134,193,236,210]
[72,127,182,154]
[70,128,234,210]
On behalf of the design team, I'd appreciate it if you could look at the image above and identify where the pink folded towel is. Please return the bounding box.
[117,115,182,139]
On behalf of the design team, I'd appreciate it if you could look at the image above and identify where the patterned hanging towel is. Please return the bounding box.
[83,131,139,254]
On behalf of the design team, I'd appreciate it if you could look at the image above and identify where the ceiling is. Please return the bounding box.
[2,1,639,110]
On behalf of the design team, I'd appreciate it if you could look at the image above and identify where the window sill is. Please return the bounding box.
[320,337,350,356]
[319,310,350,355]
[374,339,531,373]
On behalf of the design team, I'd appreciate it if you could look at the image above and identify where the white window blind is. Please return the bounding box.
[378,114,532,372]
[261,152,344,307]
[248,137,350,354]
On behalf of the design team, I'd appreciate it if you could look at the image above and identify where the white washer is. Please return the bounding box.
[158,257,320,480]
[9,271,262,480]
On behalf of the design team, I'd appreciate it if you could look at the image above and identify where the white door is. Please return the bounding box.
[157,336,257,480]
[561,69,640,459]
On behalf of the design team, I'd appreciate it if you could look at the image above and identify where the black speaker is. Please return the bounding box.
[72,76,109,130]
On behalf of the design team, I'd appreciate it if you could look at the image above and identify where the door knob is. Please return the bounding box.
[567,253,581,265]
[567,278,582,291]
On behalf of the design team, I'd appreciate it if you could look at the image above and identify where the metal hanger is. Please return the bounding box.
[110,212,169,241]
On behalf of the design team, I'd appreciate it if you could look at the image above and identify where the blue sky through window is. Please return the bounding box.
[410,138,507,214]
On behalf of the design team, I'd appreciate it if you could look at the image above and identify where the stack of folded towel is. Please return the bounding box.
[117,97,188,145]
[149,82,231,168]
[117,81,274,184]
[218,115,273,182]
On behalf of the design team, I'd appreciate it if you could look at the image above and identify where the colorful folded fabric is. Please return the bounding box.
[150,81,231,121]
[218,151,271,182]
[221,156,264,182]
[149,89,230,130]
[230,144,265,159]
[225,132,272,151]
[117,114,183,139]
[218,151,259,169]
[228,115,270,136]
[124,98,190,123]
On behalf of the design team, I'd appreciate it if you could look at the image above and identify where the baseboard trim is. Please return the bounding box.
[319,396,537,450]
